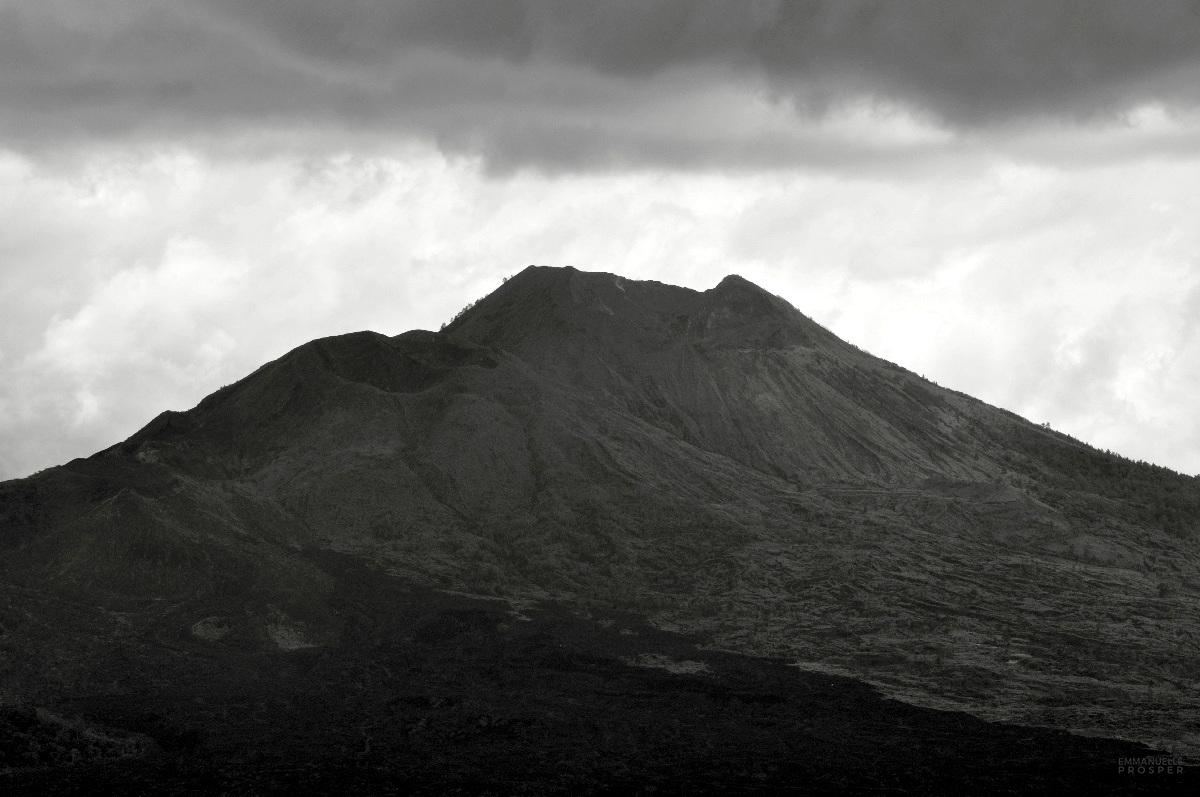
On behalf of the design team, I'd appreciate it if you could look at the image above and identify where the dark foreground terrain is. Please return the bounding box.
[1,553,1189,794]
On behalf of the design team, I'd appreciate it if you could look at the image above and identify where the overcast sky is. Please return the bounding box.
[4,0,1200,480]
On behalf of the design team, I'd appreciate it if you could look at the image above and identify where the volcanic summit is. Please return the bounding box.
[2,266,1197,791]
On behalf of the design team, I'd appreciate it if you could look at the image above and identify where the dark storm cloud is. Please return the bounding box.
[4,1,1200,169]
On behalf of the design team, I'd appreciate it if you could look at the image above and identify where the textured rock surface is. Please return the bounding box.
[3,265,1199,780]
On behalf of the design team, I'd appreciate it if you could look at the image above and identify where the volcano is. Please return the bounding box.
[2,266,1196,792]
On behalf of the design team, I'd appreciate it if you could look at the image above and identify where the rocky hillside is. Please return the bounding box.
[2,265,1198,787]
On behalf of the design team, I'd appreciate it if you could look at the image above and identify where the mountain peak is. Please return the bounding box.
[445,265,697,349]
[714,273,757,290]
[707,272,794,318]
[449,265,826,347]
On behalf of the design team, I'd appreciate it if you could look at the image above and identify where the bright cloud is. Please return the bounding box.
[5,1,1200,479]
[3,138,1200,479]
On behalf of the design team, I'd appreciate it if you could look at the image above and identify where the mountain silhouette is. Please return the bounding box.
[2,266,1197,791]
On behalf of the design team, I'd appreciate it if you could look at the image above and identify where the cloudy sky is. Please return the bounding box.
[4,0,1200,480]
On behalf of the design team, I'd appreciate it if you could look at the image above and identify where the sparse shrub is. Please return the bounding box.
[441,298,481,331]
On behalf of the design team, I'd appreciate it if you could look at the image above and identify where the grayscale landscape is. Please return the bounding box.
[5,2,1200,793]
[2,266,1197,792]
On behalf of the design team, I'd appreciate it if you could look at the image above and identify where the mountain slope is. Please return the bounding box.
[3,265,1199,779]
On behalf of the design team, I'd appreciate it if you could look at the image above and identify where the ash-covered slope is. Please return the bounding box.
[447,267,976,483]
[3,265,1200,773]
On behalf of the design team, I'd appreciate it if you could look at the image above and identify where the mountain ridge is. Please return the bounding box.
[2,265,1199,782]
